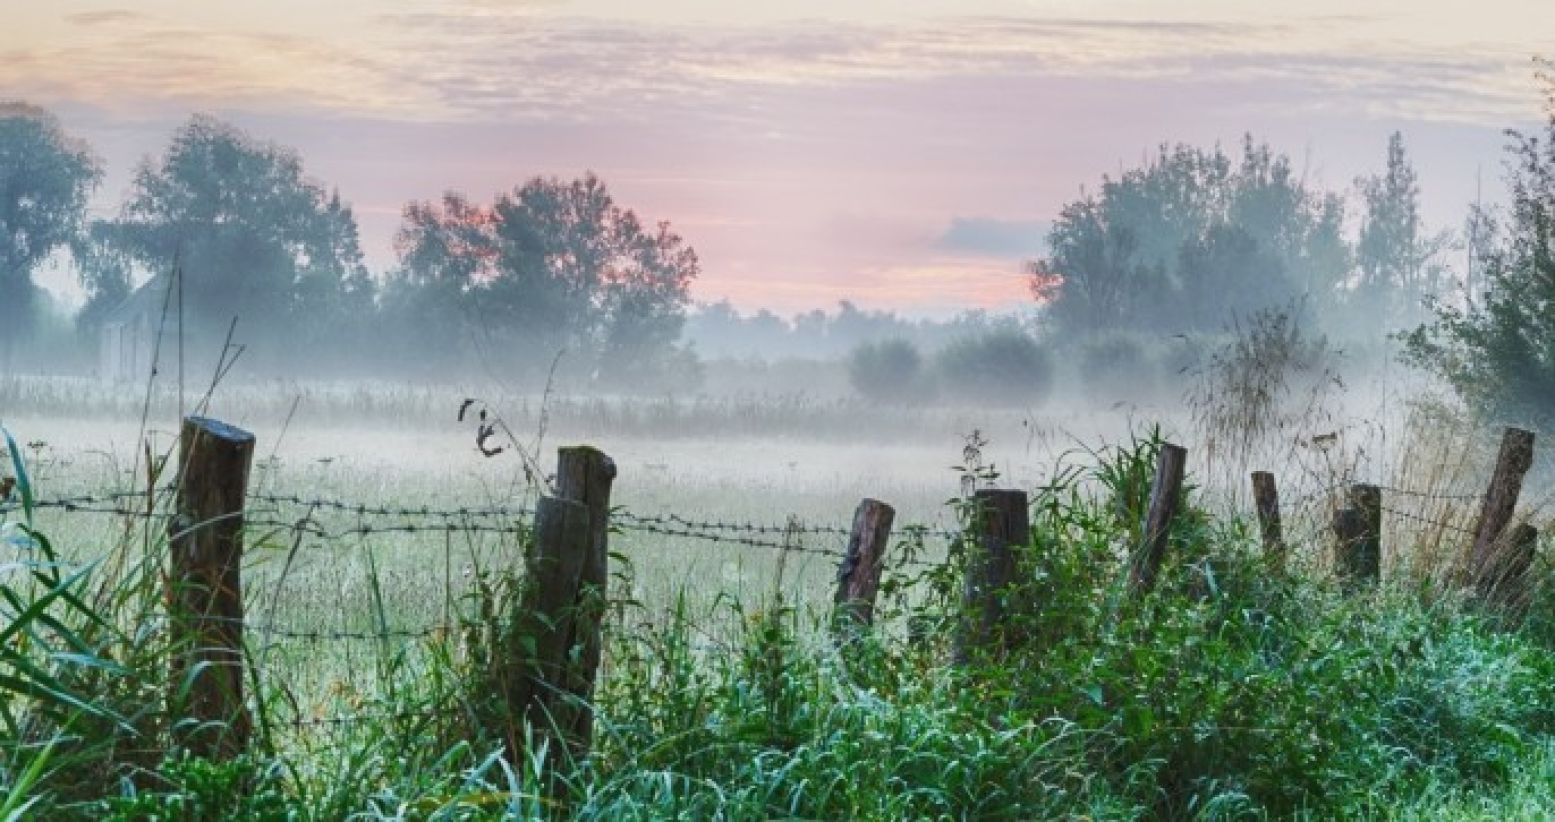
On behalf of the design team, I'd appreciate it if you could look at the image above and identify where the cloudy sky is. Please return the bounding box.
[5,1,1551,314]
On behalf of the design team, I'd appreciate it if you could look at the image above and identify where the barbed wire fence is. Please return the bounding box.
[2,425,1543,745]
[0,477,972,737]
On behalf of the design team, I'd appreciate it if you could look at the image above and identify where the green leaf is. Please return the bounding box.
[1,427,33,527]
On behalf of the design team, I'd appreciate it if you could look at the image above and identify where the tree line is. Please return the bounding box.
[0,111,698,385]
[5,72,1555,422]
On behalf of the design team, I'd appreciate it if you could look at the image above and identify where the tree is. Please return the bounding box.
[0,103,100,366]
[1402,70,1555,427]
[1176,224,1286,330]
[1355,132,1450,327]
[392,173,698,384]
[1031,137,1350,336]
[70,221,134,333]
[848,339,927,403]
[936,328,1053,406]
[103,116,373,365]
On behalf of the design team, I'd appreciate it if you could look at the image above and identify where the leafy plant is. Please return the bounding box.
[1402,69,1555,429]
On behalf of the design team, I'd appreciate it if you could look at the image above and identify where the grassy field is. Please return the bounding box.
[6,375,1555,818]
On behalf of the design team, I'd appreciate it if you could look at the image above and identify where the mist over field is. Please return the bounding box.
[8,3,1555,819]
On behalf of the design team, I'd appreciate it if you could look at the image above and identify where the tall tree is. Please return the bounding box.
[104,116,373,363]
[0,103,100,366]
[1031,138,1350,335]
[392,173,698,383]
[1356,132,1449,327]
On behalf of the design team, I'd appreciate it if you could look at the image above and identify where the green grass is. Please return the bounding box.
[5,418,1555,819]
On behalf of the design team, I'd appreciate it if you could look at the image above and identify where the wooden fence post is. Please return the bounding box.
[1251,471,1284,565]
[511,495,590,763]
[955,489,1028,663]
[553,446,615,760]
[1471,427,1535,591]
[833,498,895,635]
[1334,483,1381,588]
[1128,443,1188,596]
[168,416,254,761]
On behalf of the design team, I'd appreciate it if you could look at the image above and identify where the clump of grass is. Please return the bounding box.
[1186,304,1344,493]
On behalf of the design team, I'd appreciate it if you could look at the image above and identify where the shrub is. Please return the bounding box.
[1402,74,1555,428]
[847,339,928,403]
[1077,332,1158,401]
[935,329,1052,405]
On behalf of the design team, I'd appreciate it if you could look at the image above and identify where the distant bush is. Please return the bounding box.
[1077,332,1158,401]
[847,339,928,403]
[935,329,1052,405]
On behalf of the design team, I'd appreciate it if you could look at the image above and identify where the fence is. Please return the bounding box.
[1,417,1546,771]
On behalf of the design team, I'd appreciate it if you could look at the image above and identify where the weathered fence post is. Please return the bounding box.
[511,495,590,762]
[168,416,255,760]
[1470,427,1535,592]
[1128,443,1188,596]
[1334,483,1381,589]
[833,498,895,635]
[553,446,615,760]
[955,489,1028,663]
[1251,471,1284,565]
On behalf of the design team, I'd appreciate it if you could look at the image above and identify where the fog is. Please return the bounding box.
[2,69,1553,496]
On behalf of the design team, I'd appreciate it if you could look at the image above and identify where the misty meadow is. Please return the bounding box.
[6,3,1555,819]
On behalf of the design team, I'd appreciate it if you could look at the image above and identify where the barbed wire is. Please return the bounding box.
[614,518,840,557]
[1372,484,1482,503]
[185,614,457,642]
[245,517,527,540]
[14,482,1488,567]
[1279,482,1484,512]
[249,493,531,521]
[615,510,849,537]
[1379,504,1478,537]
[283,706,458,729]
[2,489,529,521]
[1,490,165,516]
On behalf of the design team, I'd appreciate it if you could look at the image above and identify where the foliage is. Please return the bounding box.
[934,328,1053,406]
[1030,136,1351,335]
[389,174,698,385]
[97,751,290,820]
[0,104,101,365]
[846,338,928,403]
[97,115,375,367]
[0,426,127,735]
[1403,70,1555,429]
[67,222,134,335]
[1356,132,1453,328]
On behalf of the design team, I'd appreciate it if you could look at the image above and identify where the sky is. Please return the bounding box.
[3,0,1551,316]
